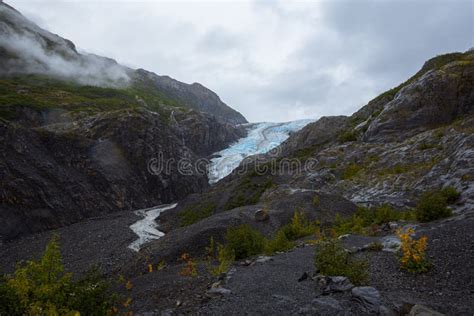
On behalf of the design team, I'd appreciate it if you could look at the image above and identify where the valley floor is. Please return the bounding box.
[1,208,473,315]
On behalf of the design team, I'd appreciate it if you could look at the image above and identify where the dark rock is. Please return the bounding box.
[351,286,382,314]
[298,272,309,282]
[322,276,354,294]
[254,208,269,222]
[408,304,445,316]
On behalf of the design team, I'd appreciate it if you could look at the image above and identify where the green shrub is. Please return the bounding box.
[418,142,438,150]
[416,190,453,222]
[280,211,318,240]
[0,236,115,316]
[179,202,216,226]
[264,230,294,255]
[225,225,265,260]
[205,237,235,275]
[333,205,415,236]
[440,186,460,204]
[338,130,358,143]
[314,239,369,285]
[220,212,319,260]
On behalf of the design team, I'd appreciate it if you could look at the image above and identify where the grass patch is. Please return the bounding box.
[338,130,358,143]
[0,74,185,122]
[179,202,216,226]
[342,163,363,180]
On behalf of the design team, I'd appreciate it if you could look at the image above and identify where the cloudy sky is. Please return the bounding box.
[7,0,473,122]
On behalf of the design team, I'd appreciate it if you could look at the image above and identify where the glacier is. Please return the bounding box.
[128,120,312,251]
[208,120,313,184]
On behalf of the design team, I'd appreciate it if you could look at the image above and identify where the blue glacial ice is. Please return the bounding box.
[208,119,313,184]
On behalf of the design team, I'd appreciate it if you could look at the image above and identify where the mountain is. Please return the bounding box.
[0,2,247,124]
[0,1,473,314]
[142,48,473,279]
[0,2,247,240]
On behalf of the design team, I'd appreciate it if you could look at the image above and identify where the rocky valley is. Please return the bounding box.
[0,2,473,316]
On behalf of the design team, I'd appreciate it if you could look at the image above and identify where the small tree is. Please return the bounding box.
[0,236,116,315]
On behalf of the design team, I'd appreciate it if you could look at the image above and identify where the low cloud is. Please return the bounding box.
[0,4,129,87]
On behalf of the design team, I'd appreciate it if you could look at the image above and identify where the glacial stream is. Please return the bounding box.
[128,120,312,251]
[128,203,177,251]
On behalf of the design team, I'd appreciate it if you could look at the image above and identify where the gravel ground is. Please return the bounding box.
[369,215,474,315]
[0,210,140,276]
[1,210,473,315]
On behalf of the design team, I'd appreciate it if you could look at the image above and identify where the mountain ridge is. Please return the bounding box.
[0,1,247,124]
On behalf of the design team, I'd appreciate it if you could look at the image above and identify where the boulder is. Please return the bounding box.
[352,286,382,314]
[322,276,354,294]
[408,304,445,316]
[254,209,269,222]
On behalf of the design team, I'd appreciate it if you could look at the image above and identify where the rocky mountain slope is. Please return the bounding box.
[0,2,246,240]
[144,49,473,269]
[0,2,247,125]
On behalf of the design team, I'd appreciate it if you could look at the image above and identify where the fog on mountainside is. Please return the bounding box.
[0,3,129,87]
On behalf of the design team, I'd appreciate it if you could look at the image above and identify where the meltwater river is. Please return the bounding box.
[128,119,313,251]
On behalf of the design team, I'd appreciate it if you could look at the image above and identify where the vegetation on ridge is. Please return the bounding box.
[0,74,186,121]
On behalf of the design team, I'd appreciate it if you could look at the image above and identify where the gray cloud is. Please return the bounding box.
[5,0,473,121]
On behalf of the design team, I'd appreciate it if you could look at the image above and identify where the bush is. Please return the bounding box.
[219,212,319,261]
[280,211,318,240]
[264,230,294,255]
[314,239,369,285]
[333,205,415,236]
[225,225,266,260]
[397,228,430,273]
[206,236,234,275]
[0,236,115,316]
[440,186,460,204]
[416,190,454,222]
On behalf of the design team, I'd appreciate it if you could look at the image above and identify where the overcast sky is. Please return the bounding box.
[7,0,473,122]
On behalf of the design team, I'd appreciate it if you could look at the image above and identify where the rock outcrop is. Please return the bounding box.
[0,2,247,240]
[147,50,474,265]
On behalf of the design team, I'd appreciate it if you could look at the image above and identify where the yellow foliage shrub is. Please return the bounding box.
[397,228,430,273]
